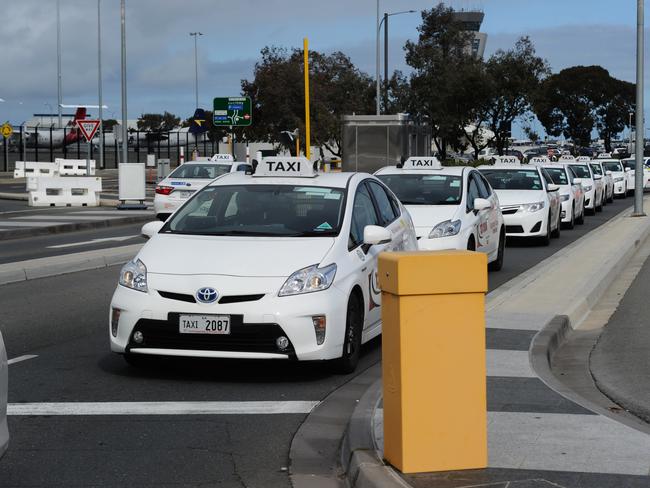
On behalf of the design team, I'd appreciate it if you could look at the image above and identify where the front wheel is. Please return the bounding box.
[331,294,363,374]
[539,214,551,246]
[551,210,561,238]
[488,229,505,272]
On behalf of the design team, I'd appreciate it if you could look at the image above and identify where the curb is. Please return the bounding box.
[0,243,142,285]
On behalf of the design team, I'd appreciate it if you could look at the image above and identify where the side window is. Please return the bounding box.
[466,174,481,212]
[473,172,491,199]
[567,169,575,184]
[540,168,553,188]
[349,184,381,249]
[367,181,398,225]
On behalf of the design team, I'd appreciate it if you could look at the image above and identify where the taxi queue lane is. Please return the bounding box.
[0,155,638,486]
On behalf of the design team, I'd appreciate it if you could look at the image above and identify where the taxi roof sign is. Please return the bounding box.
[597,152,612,159]
[210,153,235,162]
[256,157,316,177]
[402,157,442,170]
[493,155,520,165]
[559,154,576,161]
[530,156,551,164]
[576,156,591,162]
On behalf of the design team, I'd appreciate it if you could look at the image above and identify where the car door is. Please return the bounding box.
[540,168,559,227]
[348,181,387,330]
[473,171,500,255]
[465,172,490,253]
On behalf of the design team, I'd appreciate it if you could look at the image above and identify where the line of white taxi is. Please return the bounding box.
[111,154,634,373]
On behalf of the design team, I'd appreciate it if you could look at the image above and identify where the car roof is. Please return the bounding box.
[207,171,358,189]
[478,165,540,171]
[375,165,466,176]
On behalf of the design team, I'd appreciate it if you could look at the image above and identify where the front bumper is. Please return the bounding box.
[502,210,547,237]
[584,189,596,209]
[560,199,572,222]
[417,234,466,251]
[614,181,626,195]
[109,277,348,361]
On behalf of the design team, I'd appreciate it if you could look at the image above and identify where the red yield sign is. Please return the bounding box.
[76,120,101,142]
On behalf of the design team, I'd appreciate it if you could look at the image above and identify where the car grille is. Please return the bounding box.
[156,291,265,305]
[500,205,520,215]
[128,314,295,356]
[506,225,524,233]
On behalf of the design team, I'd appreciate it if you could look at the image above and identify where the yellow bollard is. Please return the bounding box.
[378,250,488,474]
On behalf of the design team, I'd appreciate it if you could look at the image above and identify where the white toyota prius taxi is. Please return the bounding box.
[375,157,505,270]
[110,157,417,373]
[478,162,561,245]
[153,154,253,220]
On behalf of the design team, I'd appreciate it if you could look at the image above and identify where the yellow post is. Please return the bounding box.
[378,250,488,474]
[303,37,311,160]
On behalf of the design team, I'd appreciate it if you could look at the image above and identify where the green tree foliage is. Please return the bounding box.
[136,111,180,132]
[534,66,634,150]
[482,37,550,155]
[403,3,483,159]
[240,46,374,157]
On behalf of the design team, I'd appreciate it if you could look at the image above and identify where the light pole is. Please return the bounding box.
[56,0,63,128]
[629,111,635,153]
[98,0,104,169]
[379,10,416,112]
[375,0,380,115]
[190,32,203,110]
[634,0,645,216]
[44,103,54,126]
[120,0,128,165]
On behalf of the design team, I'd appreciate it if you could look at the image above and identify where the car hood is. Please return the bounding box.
[138,234,336,277]
[494,189,547,206]
[405,205,459,234]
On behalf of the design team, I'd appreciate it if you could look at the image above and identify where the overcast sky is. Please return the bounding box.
[0,0,647,138]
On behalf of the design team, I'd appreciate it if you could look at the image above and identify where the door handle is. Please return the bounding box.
[361,267,367,272]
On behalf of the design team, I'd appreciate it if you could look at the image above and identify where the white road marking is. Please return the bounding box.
[8,400,319,416]
[11,215,121,221]
[70,210,153,216]
[487,349,535,378]
[47,235,139,249]
[7,354,38,365]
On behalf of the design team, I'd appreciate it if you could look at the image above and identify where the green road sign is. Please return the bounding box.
[213,97,252,127]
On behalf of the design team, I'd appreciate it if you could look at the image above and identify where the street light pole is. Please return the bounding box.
[56,0,63,128]
[380,10,415,114]
[375,0,380,115]
[634,0,645,216]
[190,32,203,110]
[98,0,104,170]
[120,0,128,165]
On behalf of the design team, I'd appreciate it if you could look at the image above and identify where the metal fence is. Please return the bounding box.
[1,126,221,172]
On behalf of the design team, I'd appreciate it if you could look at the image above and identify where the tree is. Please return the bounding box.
[594,78,635,152]
[404,4,486,159]
[240,46,374,156]
[482,37,550,155]
[136,111,180,132]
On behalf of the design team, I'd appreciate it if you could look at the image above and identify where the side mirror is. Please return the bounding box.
[625,167,632,172]
[606,170,612,176]
[363,225,392,246]
[573,178,583,185]
[473,198,491,211]
[141,221,165,239]
[594,174,602,180]
[547,184,560,192]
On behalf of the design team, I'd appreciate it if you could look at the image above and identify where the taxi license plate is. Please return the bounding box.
[177,190,194,199]
[179,315,230,335]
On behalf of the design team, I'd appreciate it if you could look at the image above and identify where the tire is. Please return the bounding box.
[551,210,561,238]
[123,352,149,368]
[539,214,551,246]
[488,228,505,272]
[596,194,603,212]
[332,293,363,374]
[564,204,575,230]
[608,189,614,203]
[467,236,476,251]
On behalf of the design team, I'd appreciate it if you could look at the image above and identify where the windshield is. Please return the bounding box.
[602,161,623,173]
[589,163,603,176]
[163,184,345,237]
[479,169,543,190]
[545,168,568,185]
[569,165,591,178]
[376,174,462,205]
[168,163,232,179]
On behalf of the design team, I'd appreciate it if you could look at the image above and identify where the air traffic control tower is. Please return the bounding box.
[453,10,487,58]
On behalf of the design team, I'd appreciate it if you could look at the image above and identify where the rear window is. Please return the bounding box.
[569,165,591,179]
[479,169,543,190]
[168,164,232,179]
[545,168,568,185]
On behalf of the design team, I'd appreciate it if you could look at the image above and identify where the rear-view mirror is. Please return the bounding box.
[547,184,560,192]
[363,225,392,246]
[473,198,491,211]
[141,221,165,240]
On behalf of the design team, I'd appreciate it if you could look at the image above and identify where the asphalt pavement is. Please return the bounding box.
[0,195,635,487]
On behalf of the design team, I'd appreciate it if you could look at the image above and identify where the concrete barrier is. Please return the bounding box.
[55,158,96,176]
[13,161,60,178]
[28,176,102,207]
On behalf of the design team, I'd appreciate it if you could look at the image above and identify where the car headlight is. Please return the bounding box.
[582,185,593,192]
[278,263,337,297]
[560,194,570,202]
[428,219,462,239]
[614,176,624,182]
[119,259,148,292]
[521,201,545,213]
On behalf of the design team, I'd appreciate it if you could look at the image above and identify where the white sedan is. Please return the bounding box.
[538,163,585,228]
[375,157,505,270]
[589,161,614,204]
[600,159,629,198]
[110,157,418,373]
[153,156,253,220]
[621,157,650,193]
[0,331,7,459]
[478,164,561,245]
[566,162,604,213]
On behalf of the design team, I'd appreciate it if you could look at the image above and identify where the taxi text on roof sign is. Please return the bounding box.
[256,157,316,177]
[402,157,442,170]
[211,153,234,162]
[559,154,576,161]
[530,156,551,164]
[576,156,591,162]
[493,156,520,165]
